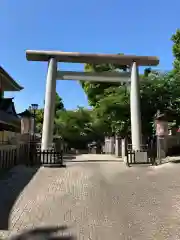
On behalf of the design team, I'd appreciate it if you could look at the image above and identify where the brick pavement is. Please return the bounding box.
[1,155,180,239]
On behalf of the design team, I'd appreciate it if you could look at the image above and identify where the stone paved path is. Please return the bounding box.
[1,154,180,239]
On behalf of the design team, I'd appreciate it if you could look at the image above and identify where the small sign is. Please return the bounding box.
[155,120,168,136]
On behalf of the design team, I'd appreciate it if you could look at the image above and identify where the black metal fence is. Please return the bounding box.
[0,141,64,170]
[29,142,63,166]
[31,149,63,166]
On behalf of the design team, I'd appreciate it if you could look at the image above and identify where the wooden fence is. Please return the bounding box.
[0,143,64,169]
[0,144,29,170]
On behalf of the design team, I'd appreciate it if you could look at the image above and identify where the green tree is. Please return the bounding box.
[171,28,180,77]
[94,86,130,137]
[55,107,95,149]
[35,108,44,133]
[33,31,180,144]
[55,92,64,115]
[35,92,64,133]
[81,62,180,139]
[81,54,129,107]
[80,57,131,137]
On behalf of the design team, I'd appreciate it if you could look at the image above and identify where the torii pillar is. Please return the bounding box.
[130,62,141,150]
[41,58,57,150]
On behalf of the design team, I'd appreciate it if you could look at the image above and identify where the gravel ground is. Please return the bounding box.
[1,155,180,239]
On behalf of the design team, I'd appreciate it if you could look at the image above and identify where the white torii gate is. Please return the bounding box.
[26,50,159,153]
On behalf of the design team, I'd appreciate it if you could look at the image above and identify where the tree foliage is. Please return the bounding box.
[55,107,104,148]
[94,86,130,136]
[80,39,180,138]
[81,54,129,107]
[55,93,64,115]
[35,92,64,134]
[172,28,180,77]
[34,29,180,149]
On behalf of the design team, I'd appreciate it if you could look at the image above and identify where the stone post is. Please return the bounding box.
[115,136,121,157]
[109,136,115,154]
[121,138,126,161]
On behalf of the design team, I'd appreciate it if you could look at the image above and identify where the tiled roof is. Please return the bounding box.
[0,98,18,115]
[18,109,32,117]
[0,66,23,91]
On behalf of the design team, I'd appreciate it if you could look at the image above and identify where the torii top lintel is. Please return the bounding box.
[26,50,159,66]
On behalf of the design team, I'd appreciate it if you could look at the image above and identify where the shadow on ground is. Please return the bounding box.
[171,159,180,163]
[9,226,75,240]
[43,164,67,168]
[62,155,76,160]
[63,153,121,163]
[0,165,39,230]
[65,159,121,163]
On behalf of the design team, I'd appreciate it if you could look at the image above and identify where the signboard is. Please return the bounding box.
[155,120,168,136]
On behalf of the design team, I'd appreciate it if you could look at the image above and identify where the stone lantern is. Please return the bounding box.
[155,111,168,136]
[154,111,168,159]
[18,109,33,134]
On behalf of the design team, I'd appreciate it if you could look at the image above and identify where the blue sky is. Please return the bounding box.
[0,0,179,113]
